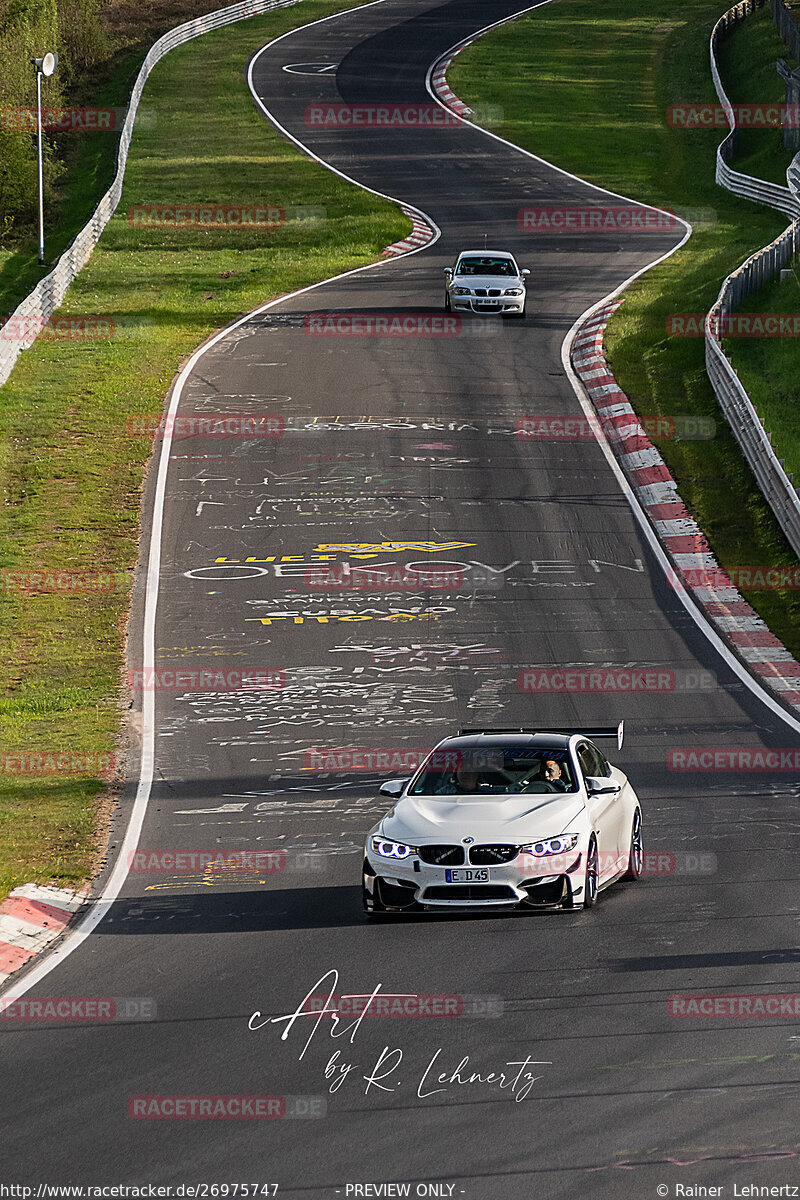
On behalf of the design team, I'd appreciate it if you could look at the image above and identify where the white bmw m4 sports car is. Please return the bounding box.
[362,724,642,915]
[444,250,529,318]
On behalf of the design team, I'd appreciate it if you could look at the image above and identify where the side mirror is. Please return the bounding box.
[444,267,453,275]
[585,776,621,797]
[521,268,531,276]
[379,778,409,798]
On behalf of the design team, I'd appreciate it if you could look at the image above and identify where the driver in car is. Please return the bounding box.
[544,759,569,791]
[452,765,481,792]
[433,763,500,793]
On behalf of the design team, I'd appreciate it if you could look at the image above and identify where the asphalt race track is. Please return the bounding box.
[4,0,800,1195]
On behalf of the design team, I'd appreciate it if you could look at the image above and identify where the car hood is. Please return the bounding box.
[381,792,585,844]
[453,274,523,289]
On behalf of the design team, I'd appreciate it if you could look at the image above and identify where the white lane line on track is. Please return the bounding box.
[3,0,797,1004]
[248,1,441,254]
[565,317,800,737]
[423,1,800,734]
[425,1,696,213]
[0,0,443,1004]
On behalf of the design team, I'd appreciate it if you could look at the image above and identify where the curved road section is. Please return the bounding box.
[4,0,800,1195]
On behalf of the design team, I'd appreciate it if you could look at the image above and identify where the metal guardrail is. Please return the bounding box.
[790,148,800,192]
[771,0,800,60]
[0,0,301,388]
[711,0,798,214]
[707,1,800,557]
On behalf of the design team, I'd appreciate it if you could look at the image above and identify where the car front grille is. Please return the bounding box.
[417,844,465,866]
[469,844,518,865]
[473,288,502,297]
[423,885,518,902]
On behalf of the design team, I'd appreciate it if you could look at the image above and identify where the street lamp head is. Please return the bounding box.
[33,53,58,76]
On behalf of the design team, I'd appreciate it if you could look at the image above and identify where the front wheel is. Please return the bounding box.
[624,808,643,879]
[444,292,451,312]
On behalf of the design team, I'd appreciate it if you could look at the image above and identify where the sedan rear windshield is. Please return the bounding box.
[455,257,516,277]
[408,747,576,795]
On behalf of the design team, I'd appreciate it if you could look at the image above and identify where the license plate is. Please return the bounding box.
[445,868,489,883]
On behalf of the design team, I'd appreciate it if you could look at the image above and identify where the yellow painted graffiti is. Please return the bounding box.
[215,540,476,565]
[245,612,443,625]
[144,868,277,891]
[312,541,475,555]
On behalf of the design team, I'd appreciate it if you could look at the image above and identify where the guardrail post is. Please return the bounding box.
[772,0,800,59]
[777,58,800,150]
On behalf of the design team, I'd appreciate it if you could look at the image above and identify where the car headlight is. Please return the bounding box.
[371,836,417,860]
[451,287,472,296]
[520,834,579,856]
[503,288,524,296]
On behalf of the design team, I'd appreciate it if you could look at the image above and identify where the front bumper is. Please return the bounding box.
[451,296,524,314]
[363,850,583,912]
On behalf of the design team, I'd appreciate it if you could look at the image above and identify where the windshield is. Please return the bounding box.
[455,257,517,277]
[408,746,576,795]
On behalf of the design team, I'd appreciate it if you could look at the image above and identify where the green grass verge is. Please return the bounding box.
[723,256,800,481]
[718,5,797,185]
[449,0,800,655]
[0,0,409,902]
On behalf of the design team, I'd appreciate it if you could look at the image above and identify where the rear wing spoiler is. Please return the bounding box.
[457,721,625,750]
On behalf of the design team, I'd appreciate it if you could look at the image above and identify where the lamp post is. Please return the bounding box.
[32,52,57,265]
